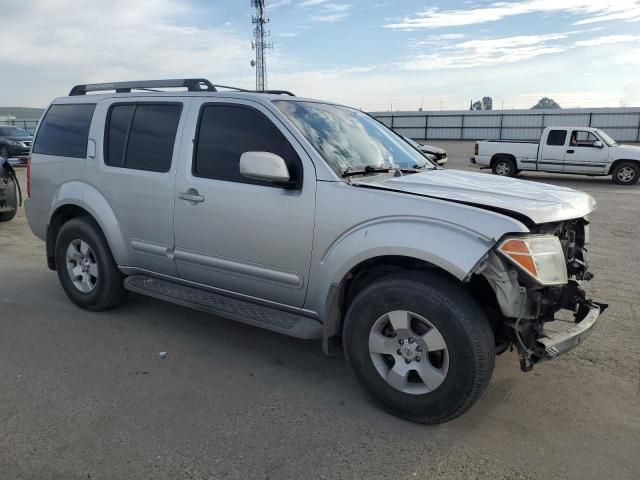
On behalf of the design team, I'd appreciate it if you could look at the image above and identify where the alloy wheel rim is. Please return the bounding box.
[66,239,98,293]
[618,166,635,183]
[368,310,449,395]
[495,162,510,175]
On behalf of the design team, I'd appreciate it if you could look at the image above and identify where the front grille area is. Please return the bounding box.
[536,217,590,281]
[559,219,590,281]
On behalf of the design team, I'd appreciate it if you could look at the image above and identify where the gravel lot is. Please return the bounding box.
[1,143,639,479]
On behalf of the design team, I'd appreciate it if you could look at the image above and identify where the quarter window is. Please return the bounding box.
[193,104,302,187]
[105,103,182,172]
[546,130,567,146]
[32,104,96,158]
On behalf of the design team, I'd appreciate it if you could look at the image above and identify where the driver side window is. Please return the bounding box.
[570,131,599,148]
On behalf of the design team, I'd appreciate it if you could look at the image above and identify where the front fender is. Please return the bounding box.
[306,214,519,320]
[49,181,130,265]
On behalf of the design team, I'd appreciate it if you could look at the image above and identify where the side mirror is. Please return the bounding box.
[593,140,603,148]
[240,151,291,184]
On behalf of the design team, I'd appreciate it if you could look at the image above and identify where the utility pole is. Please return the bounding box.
[251,0,272,91]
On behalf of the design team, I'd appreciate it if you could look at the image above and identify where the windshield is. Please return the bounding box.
[595,129,617,146]
[274,100,435,175]
[0,126,29,137]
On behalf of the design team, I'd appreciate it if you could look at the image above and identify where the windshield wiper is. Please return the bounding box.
[342,164,397,178]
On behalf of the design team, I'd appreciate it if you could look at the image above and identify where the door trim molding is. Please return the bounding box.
[174,248,304,289]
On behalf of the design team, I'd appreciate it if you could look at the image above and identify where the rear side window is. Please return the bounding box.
[546,130,567,146]
[33,104,96,158]
[105,103,182,172]
[193,104,301,186]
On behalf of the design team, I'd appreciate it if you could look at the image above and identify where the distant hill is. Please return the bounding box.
[0,107,45,120]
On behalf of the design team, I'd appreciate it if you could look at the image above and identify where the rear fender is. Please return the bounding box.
[48,181,129,265]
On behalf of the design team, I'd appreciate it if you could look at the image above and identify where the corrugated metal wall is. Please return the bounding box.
[371,107,640,143]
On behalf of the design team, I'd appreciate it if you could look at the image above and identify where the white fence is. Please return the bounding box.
[371,107,640,143]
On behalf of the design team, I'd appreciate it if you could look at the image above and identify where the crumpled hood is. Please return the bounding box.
[354,169,596,225]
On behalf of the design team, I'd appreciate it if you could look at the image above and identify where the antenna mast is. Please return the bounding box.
[251,0,272,91]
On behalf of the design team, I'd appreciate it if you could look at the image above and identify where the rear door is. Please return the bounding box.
[538,129,567,172]
[563,130,608,174]
[172,98,316,307]
[87,98,189,276]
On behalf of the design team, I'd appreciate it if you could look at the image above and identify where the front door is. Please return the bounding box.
[563,130,608,174]
[173,99,316,307]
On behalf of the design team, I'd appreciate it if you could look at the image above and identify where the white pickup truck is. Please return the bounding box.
[472,126,640,185]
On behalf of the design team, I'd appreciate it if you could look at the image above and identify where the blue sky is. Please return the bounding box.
[1,0,639,110]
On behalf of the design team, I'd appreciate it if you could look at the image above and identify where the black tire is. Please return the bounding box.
[54,217,126,311]
[491,157,517,177]
[343,271,495,424]
[611,161,639,185]
[0,169,17,222]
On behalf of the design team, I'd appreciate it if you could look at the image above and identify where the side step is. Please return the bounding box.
[124,275,322,339]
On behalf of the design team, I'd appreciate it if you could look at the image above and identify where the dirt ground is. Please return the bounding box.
[1,145,638,479]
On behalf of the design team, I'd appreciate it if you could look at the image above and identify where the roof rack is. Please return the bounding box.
[69,79,216,96]
[69,79,295,97]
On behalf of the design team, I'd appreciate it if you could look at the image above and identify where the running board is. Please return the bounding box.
[124,275,322,339]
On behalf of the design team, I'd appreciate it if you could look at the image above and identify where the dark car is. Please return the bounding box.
[0,125,33,163]
[0,157,20,222]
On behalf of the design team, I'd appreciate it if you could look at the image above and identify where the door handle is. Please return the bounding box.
[566,149,575,154]
[178,190,204,203]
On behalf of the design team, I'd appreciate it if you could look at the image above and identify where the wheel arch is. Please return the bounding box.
[490,153,516,167]
[46,184,129,270]
[608,158,640,175]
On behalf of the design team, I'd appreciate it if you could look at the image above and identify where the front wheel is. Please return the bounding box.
[612,162,639,185]
[343,271,495,424]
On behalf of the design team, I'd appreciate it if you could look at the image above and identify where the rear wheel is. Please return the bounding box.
[491,157,517,177]
[612,162,639,185]
[342,271,495,424]
[54,217,126,311]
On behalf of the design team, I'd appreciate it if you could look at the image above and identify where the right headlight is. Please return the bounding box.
[497,235,568,286]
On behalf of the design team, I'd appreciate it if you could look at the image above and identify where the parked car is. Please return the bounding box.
[0,125,33,164]
[0,157,19,222]
[472,126,640,185]
[402,136,448,166]
[26,79,606,424]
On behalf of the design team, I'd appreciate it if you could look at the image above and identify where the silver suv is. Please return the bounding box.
[25,79,606,424]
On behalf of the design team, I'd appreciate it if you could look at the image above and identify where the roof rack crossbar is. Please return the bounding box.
[262,90,295,96]
[69,78,217,96]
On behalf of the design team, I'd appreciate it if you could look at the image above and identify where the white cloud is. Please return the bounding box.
[268,0,292,9]
[300,0,331,6]
[276,32,300,37]
[574,8,640,24]
[311,13,350,22]
[0,0,251,106]
[301,1,352,23]
[384,0,640,30]
[403,33,572,70]
[575,34,640,46]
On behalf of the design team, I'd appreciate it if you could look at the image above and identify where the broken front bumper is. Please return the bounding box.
[536,303,602,360]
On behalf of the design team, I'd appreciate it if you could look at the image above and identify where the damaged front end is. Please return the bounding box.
[473,217,607,372]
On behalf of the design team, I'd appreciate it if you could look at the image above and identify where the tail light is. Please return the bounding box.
[27,156,31,198]
[474,143,478,156]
